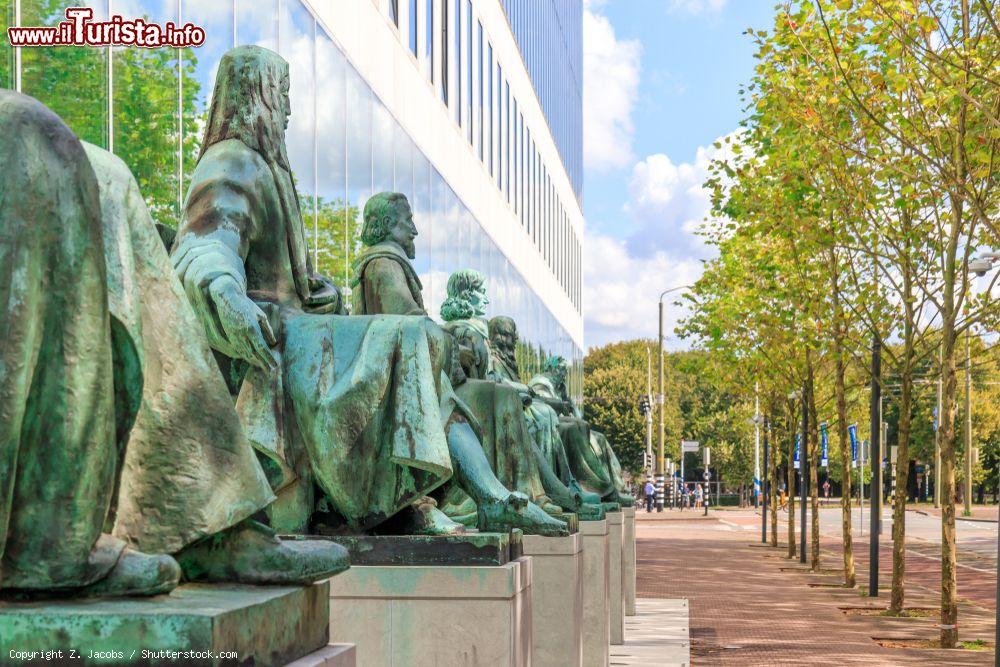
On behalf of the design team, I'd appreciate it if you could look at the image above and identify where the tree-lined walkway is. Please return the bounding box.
[636,511,994,665]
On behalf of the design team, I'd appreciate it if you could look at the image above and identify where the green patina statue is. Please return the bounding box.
[530,357,635,508]
[488,317,606,520]
[351,196,567,536]
[435,271,571,524]
[173,46,562,537]
[0,90,347,597]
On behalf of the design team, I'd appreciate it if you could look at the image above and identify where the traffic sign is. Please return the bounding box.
[703,470,711,480]
[681,440,699,453]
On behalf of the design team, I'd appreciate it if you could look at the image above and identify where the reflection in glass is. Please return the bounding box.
[183,0,235,199]
[372,98,393,196]
[1,0,13,89]
[408,0,417,55]
[279,0,316,268]
[315,31,351,287]
[411,148,432,304]
[110,1,185,226]
[346,63,373,250]
[22,0,109,148]
[237,0,277,50]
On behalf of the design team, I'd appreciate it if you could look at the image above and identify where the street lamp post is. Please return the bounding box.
[799,383,808,565]
[754,382,761,509]
[762,418,769,544]
[657,285,688,512]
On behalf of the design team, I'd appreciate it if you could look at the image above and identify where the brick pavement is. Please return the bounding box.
[635,511,995,665]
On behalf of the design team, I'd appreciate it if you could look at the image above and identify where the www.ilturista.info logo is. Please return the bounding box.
[7,7,206,48]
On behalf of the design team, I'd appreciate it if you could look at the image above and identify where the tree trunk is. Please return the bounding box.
[890,365,913,613]
[940,324,959,647]
[835,356,856,586]
[807,358,821,572]
[828,248,856,587]
[787,401,796,559]
[770,408,779,547]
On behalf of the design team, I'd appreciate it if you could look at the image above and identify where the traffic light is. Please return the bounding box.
[638,395,650,416]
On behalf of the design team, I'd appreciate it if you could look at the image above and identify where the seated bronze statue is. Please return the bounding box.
[530,357,634,508]
[0,90,347,598]
[173,45,564,537]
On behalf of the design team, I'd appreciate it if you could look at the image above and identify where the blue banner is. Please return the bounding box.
[793,433,801,469]
[932,406,938,432]
[848,424,858,469]
[820,423,829,467]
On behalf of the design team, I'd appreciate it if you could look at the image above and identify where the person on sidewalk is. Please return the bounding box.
[645,479,655,512]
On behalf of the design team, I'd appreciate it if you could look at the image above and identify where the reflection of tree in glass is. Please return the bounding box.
[301,196,361,289]
[1,1,13,89]
[18,0,201,229]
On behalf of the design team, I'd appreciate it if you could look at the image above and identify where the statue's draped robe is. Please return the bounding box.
[351,254,557,521]
[173,139,454,532]
[0,97,123,590]
[529,373,623,502]
[438,318,561,521]
[490,352,583,511]
[83,144,275,554]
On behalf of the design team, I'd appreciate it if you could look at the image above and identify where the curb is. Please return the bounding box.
[911,508,998,524]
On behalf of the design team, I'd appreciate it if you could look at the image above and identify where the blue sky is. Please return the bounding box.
[582,0,777,350]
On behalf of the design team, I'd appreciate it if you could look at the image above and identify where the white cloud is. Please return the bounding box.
[624,131,742,260]
[583,232,702,350]
[667,0,728,15]
[583,5,642,171]
[585,132,744,349]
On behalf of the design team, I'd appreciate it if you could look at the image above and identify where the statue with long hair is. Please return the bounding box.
[174,46,563,537]
[351,192,567,536]
[0,90,347,596]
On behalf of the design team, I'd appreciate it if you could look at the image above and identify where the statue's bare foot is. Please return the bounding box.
[176,520,349,585]
[577,503,606,521]
[78,548,181,598]
[569,480,602,505]
[405,497,467,535]
[477,493,569,537]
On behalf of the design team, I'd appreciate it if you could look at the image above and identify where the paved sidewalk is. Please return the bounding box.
[635,511,994,665]
[611,598,689,666]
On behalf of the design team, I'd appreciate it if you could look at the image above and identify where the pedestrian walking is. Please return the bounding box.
[694,484,704,509]
[644,479,655,513]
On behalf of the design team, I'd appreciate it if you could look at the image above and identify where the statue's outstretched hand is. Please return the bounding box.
[209,276,278,371]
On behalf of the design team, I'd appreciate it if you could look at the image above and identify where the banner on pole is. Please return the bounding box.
[820,422,829,468]
[848,423,858,469]
[793,433,801,469]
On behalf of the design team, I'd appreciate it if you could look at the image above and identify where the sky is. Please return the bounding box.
[582,0,777,351]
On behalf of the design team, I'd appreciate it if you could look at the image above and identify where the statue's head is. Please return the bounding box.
[361,192,417,258]
[543,356,569,386]
[488,316,518,354]
[440,269,489,321]
[200,45,291,168]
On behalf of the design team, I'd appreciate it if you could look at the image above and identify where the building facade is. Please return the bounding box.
[0,0,584,397]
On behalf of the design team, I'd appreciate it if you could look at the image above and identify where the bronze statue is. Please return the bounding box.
[351,194,567,536]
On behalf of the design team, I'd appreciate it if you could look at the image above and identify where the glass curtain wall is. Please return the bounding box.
[0,0,582,400]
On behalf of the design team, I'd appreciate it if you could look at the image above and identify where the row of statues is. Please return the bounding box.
[0,45,631,600]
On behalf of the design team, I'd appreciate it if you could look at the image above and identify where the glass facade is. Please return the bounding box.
[500,0,583,203]
[1,0,582,399]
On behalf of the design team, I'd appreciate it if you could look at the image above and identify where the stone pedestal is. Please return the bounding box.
[607,511,625,645]
[328,557,532,667]
[287,644,357,667]
[579,519,610,667]
[0,583,330,667]
[522,532,583,667]
[623,507,636,616]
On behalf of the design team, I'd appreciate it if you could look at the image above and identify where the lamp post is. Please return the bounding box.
[965,252,999,517]
[657,285,688,512]
[799,383,808,565]
[761,417,769,544]
[869,335,882,597]
[754,381,761,508]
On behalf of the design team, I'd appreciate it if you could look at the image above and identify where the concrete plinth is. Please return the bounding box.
[522,532,583,667]
[579,519,610,667]
[328,557,532,667]
[286,643,357,667]
[607,511,625,645]
[623,507,636,616]
[0,583,329,667]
